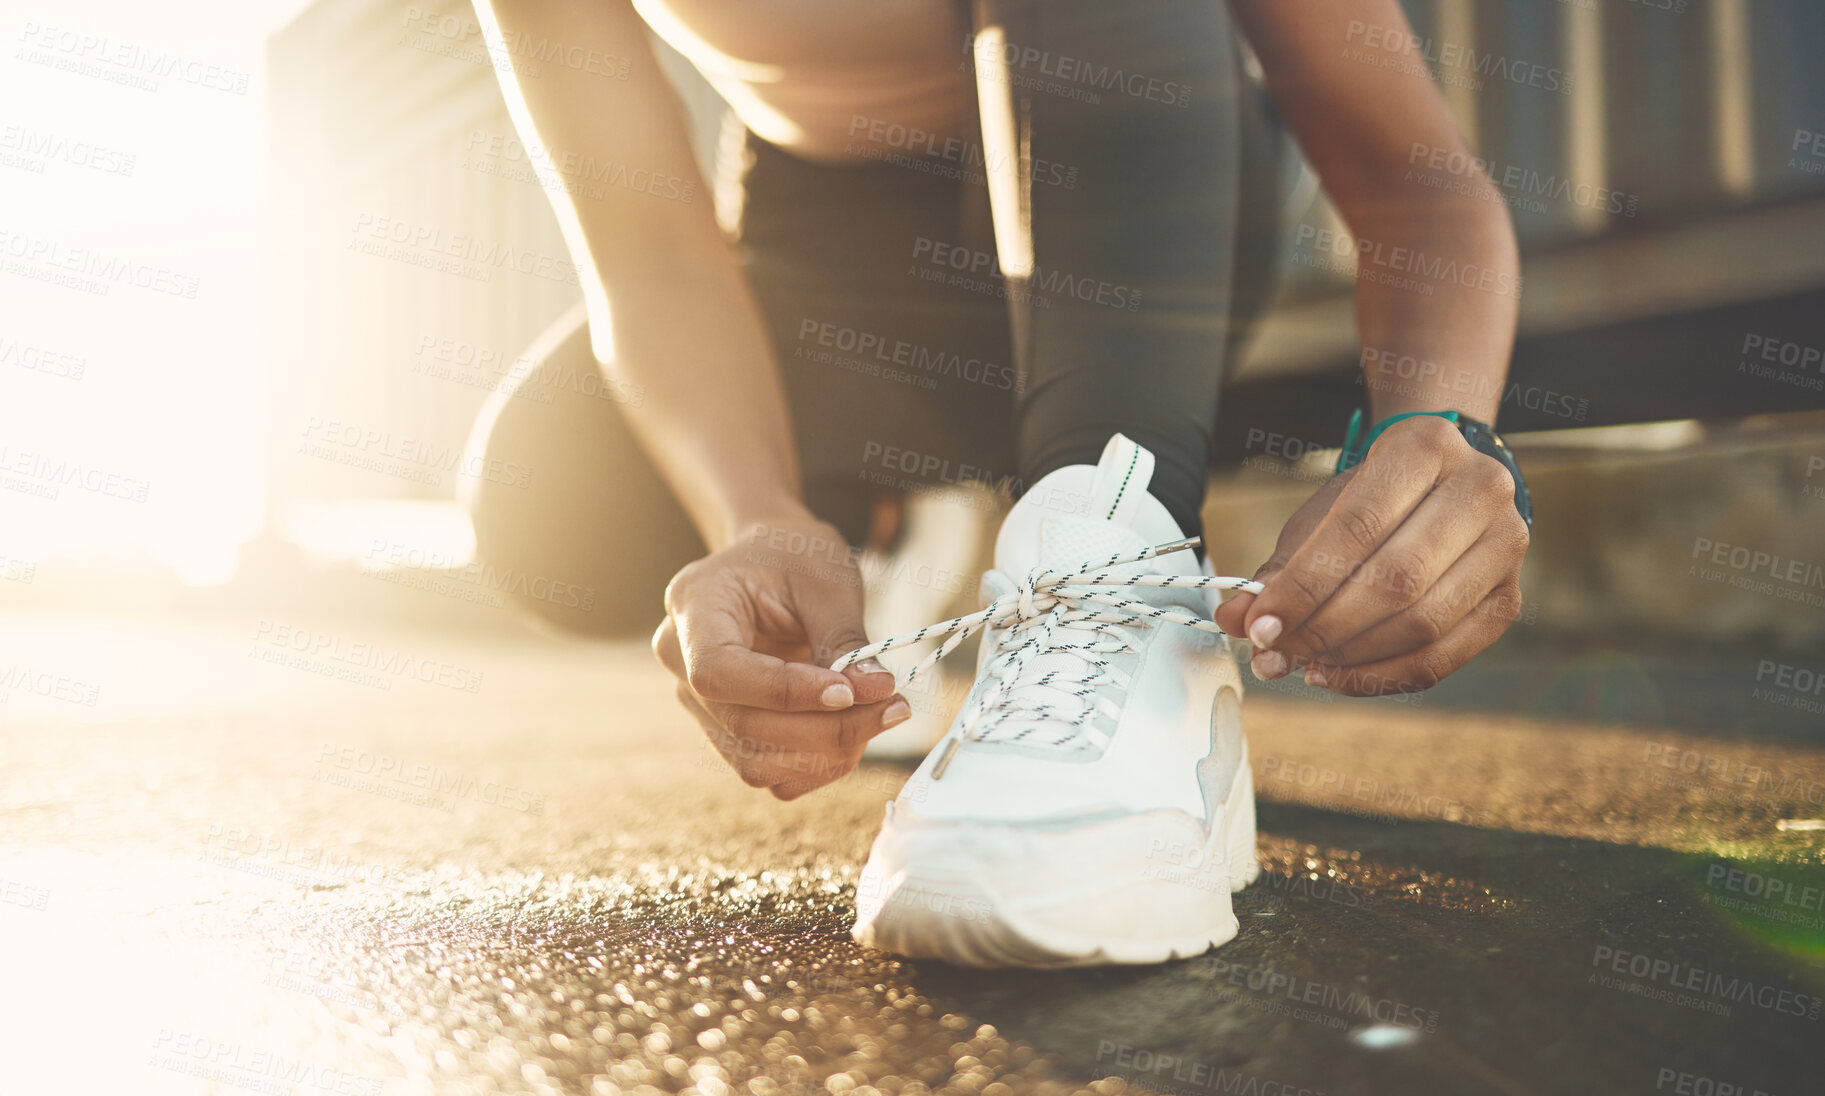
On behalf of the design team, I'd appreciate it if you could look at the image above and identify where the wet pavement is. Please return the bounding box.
[3,611,1823,1095]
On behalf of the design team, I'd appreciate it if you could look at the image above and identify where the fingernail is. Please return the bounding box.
[882,697,912,728]
[1252,650,1287,680]
[856,658,892,677]
[1249,615,1282,649]
[1305,666,1328,689]
[820,682,855,709]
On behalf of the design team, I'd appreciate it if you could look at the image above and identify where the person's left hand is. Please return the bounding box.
[1213,415,1530,696]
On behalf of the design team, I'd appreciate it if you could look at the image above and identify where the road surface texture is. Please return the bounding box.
[2,611,1822,1095]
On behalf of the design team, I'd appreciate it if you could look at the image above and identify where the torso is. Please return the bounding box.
[631,0,976,164]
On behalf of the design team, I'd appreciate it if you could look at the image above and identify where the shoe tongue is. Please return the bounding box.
[996,434,1196,577]
[974,435,1197,751]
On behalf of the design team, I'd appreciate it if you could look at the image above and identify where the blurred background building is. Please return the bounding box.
[9,5,1824,1082]
[257,0,1825,645]
[6,0,1825,728]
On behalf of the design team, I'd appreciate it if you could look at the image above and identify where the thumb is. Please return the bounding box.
[795,578,897,703]
[1224,477,1340,639]
[1214,556,1285,638]
[1226,550,1299,645]
[1219,554,1277,630]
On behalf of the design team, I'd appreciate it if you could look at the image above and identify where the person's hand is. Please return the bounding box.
[1214,415,1529,696]
[651,513,907,799]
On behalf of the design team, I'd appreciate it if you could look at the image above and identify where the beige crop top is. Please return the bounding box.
[630,0,978,164]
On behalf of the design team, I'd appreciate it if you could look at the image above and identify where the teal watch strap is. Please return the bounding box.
[1334,408,1462,473]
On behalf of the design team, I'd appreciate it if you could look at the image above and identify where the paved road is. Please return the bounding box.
[2,611,1822,1095]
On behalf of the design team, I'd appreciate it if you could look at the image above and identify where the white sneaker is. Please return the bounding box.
[837,434,1262,967]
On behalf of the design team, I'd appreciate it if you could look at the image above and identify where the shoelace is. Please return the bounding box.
[830,536,1263,753]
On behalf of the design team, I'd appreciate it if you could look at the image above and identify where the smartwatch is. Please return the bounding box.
[1334,408,1533,528]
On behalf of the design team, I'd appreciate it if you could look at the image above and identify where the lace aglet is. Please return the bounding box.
[930,736,961,781]
[1148,536,1203,558]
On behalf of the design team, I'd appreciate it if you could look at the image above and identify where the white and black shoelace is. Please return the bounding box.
[831,537,1263,753]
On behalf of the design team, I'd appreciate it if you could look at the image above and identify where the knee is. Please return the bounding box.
[464,306,699,637]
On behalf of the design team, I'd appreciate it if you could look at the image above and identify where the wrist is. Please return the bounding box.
[1369,387,1502,426]
[1359,350,1505,425]
[1336,409,1533,527]
[720,500,827,553]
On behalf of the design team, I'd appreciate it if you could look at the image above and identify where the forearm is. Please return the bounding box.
[476,0,808,550]
[599,224,810,551]
[1348,196,1520,425]
[1227,0,1522,426]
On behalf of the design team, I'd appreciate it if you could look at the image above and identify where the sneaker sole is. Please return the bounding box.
[852,740,1259,968]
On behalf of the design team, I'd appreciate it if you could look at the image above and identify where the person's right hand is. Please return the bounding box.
[652,512,908,800]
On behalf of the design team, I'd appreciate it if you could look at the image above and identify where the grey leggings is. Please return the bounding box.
[468,0,1285,634]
